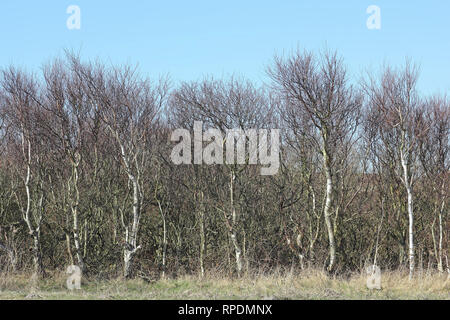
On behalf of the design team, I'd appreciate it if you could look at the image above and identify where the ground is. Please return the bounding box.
[0,269,448,300]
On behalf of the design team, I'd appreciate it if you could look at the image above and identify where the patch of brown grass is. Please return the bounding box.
[0,268,448,300]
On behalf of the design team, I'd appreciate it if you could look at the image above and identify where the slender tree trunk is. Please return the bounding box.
[229,171,242,277]
[71,161,85,272]
[72,208,84,271]
[157,199,167,279]
[400,149,414,280]
[296,233,305,270]
[83,218,88,258]
[307,186,319,266]
[124,178,141,278]
[322,144,336,272]
[22,135,44,279]
[198,193,206,278]
[162,214,167,279]
[406,189,414,280]
[113,138,142,279]
[438,196,444,273]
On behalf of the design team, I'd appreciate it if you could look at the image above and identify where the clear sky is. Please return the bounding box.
[0,1,449,95]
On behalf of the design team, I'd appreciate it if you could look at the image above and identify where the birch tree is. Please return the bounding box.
[1,67,48,278]
[268,50,362,272]
[41,60,89,272]
[170,77,275,276]
[363,62,428,279]
[76,59,169,278]
[418,96,449,273]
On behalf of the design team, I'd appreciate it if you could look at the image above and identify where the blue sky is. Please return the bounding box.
[0,1,449,95]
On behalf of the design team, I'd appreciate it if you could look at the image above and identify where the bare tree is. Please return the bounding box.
[418,95,449,273]
[74,58,169,278]
[170,77,275,276]
[268,50,362,272]
[0,51,448,282]
[363,62,429,279]
[1,67,49,278]
[38,59,90,272]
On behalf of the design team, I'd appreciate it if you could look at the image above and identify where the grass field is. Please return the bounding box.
[0,269,448,300]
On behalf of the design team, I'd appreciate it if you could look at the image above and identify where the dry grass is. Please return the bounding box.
[0,268,448,300]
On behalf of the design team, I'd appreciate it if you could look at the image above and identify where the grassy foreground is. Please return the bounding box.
[0,269,449,300]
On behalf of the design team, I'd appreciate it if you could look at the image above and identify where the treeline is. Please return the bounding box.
[0,50,448,280]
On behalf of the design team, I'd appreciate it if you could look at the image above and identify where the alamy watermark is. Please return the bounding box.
[366,265,382,290]
[366,5,381,30]
[66,5,81,30]
[170,121,280,176]
[66,265,82,290]
[64,5,380,31]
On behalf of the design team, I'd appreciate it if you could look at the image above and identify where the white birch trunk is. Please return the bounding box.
[400,149,414,280]
[198,192,206,278]
[21,134,43,278]
[123,177,141,278]
[229,171,242,277]
[322,143,336,272]
[157,199,167,279]
[71,159,85,272]
[438,194,444,273]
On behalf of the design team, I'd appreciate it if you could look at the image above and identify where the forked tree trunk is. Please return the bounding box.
[113,137,142,279]
[123,177,141,278]
[22,135,44,279]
